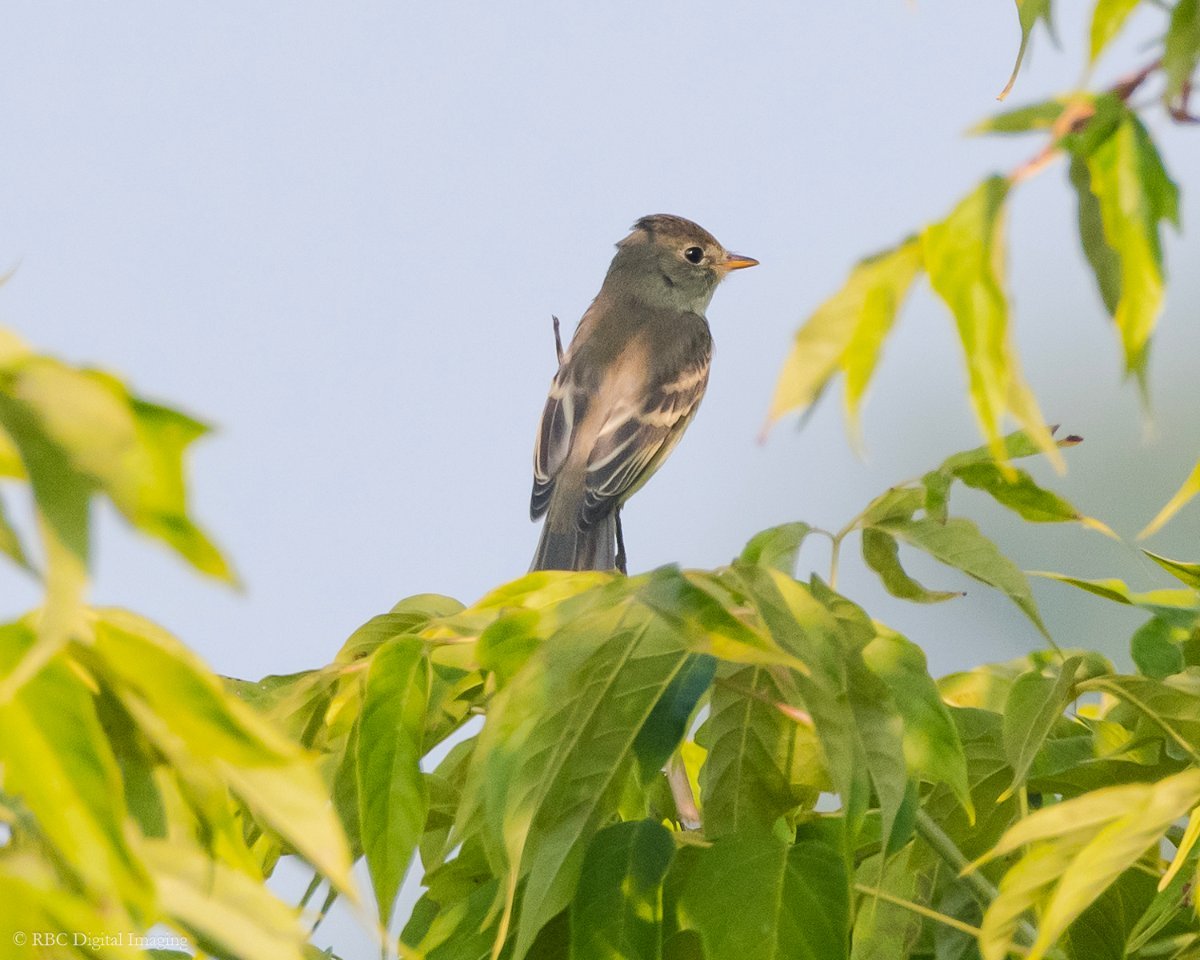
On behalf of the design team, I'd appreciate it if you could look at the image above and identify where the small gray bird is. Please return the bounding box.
[530,214,758,572]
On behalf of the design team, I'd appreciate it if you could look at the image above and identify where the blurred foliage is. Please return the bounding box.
[3,2,1200,959]
[767,0,1199,503]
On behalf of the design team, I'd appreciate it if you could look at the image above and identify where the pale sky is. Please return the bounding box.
[2,2,1198,952]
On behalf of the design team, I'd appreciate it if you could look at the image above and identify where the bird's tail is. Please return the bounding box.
[530,502,617,572]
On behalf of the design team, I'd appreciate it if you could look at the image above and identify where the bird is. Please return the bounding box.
[530,214,758,572]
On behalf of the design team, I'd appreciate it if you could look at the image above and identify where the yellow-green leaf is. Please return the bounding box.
[1082,113,1179,389]
[922,176,1059,472]
[92,609,355,896]
[1089,0,1141,63]
[1001,0,1054,100]
[975,770,1200,960]
[358,635,430,930]
[1164,0,1200,100]
[1142,550,1200,589]
[142,837,309,960]
[970,98,1067,135]
[766,238,921,448]
[1139,458,1200,539]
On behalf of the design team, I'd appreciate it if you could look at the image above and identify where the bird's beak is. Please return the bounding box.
[722,252,759,271]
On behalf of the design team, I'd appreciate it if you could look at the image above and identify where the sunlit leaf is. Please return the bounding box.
[1075,111,1179,390]
[0,620,149,909]
[766,238,921,448]
[974,769,1200,960]
[1139,459,1200,539]
[922,176,1058,470]
[143,837,308,960]
[92,609,354,895]
[358,636,430,930]
[570,820,674,960]
[1081,674,1200,763]
[1143,550,1200,589]
[1089,0,1141,63]
[1034,572,1200,625]
[1069,155,1123,316]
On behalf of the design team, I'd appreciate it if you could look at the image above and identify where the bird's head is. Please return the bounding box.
[610,214,757,313]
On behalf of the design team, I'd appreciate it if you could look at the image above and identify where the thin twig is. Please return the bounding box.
[915,809,1042,951]
[1009,58,1165,185]
[665,754,701,830]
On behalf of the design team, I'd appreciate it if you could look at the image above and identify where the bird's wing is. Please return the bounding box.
[581,343,711,527]
[531,362,588,519]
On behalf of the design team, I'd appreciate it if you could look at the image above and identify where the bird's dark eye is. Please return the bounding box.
[683,246,704,264]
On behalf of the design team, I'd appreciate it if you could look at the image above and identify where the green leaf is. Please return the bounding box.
[1000,656,1081,798]
[570,820,674,960]
[970,97,1067,135]
[1034,572,1200,624]
[847,657,912,855]
[923,709,1022,862]
[698,663,814,838]
[738,522,813,575]
[639,569,809,671]
[858,485,925,527]
[876,516,1048,637]
[671,824,850,960]
[1089,0,1141,62]
[1130,617,1188,679]
[0,492,32,572]
[0,621,149,909]
[766,238,922,447]
[937,426,1080,474]
[1001,0,1054,100]
[142,837,308,960]
[400,877,502,960]
[1081,674,1200,763]
[1164,0,1200,101]
[0,359,232,582]
[634,653,716,778]
[357,635,430,930]
[1140,459,1200,539]
[851,845,925,960]
[1069,155,1123,316]
[862,630,973,818]
[861,527,961,603]
[922,176,1058,470]
[733,568,872,834]
[91,609,354,895]
[1078,111,1179,388]
[975,769,1200,960]
[1143,550,1200,589]
[455,599,694,958]
[951,462,1087,525]
[1063,868,1157,960]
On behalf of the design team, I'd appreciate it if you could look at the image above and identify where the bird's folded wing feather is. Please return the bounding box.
[581,350,710,526]
[531,366,586,519]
